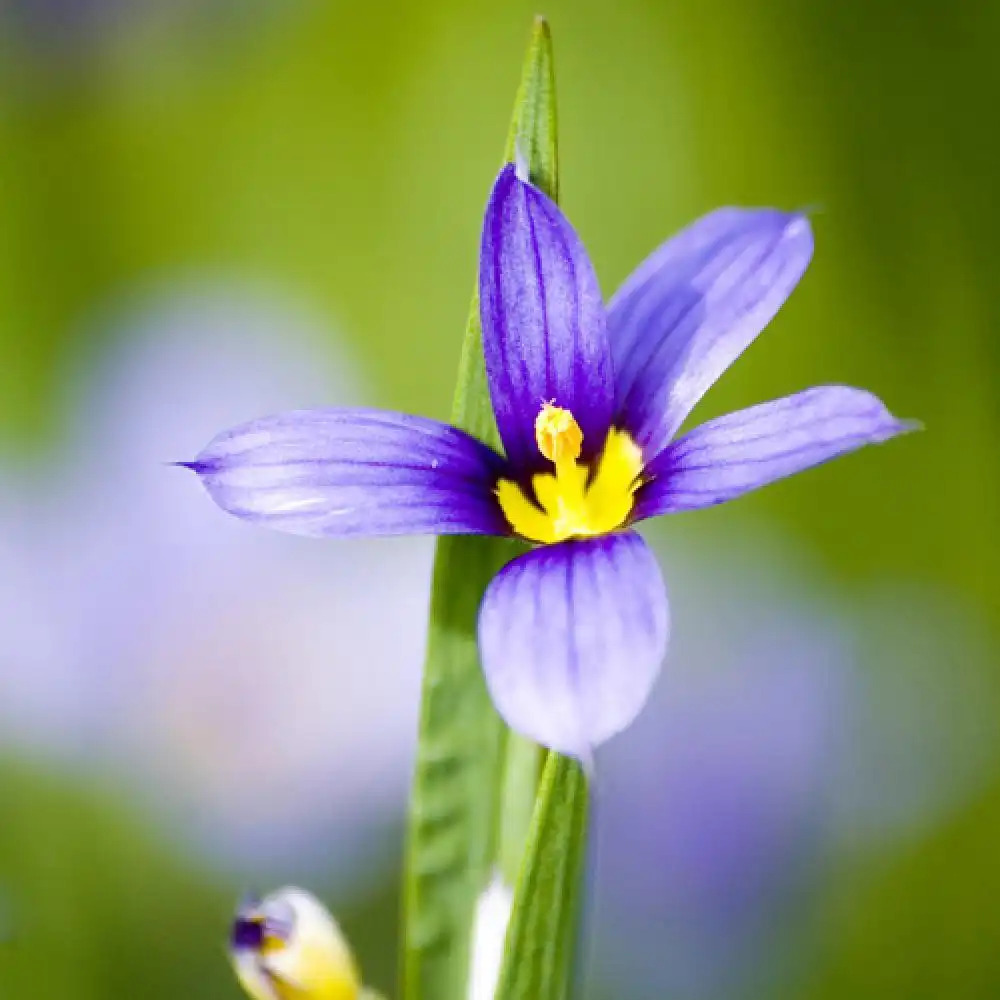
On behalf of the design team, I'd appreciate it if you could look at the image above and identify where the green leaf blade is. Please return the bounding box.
[497,731,544,887]
[494,754,589,1000]
[401,19,558,1000]
[503,16,559,202]
[402,534,510,1000]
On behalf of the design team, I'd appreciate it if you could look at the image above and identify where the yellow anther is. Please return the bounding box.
[534,403,583,467]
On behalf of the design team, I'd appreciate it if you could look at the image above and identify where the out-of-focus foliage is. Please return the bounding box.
[0,757,229,1000]
[0,757,401,999]
[0,1,997,999]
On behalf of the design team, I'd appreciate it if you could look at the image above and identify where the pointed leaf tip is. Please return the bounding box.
[504,15,558,201]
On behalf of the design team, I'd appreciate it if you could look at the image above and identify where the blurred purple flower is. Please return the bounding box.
[0,0,293,67]
[0,0,175,53]
[0,283,430,887]
[589,526,998,1000]
[182,162,911,759]
[2,0,138,40]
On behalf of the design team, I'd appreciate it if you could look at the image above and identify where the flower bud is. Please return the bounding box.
[230,887,361,1000]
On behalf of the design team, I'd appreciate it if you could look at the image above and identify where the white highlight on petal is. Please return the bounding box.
[468,874,513,1000]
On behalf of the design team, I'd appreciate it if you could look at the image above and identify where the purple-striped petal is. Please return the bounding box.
[183,408,510,537]
[479,163,614,472]
[608,208,814,459]
[634,386,915,518]
[478,531,669,758]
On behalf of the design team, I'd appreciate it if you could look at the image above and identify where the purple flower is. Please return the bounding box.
[183,162,912,757]
[0,284,429,885]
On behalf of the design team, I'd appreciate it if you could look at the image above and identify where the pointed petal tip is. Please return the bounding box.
[863,414,920,448]
[783,211,814,244]
[169,459,205,473]
[855,395,922,442]
[180,409,507,539]
[894,416,924,437]
[767,209,814,263]
[719,206,815,255]
[797,201,826,218]
[636,386,916,518]
[494,159,521,189]
[608,205,816,455]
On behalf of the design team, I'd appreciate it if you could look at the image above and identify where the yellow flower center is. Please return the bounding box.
[496,403,644,544]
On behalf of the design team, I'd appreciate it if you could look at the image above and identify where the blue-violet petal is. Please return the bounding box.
[478,530,669,758]
[634,385,915,518]
[184,408,509,537]
[479,163,614,472]
[608,208,813,458]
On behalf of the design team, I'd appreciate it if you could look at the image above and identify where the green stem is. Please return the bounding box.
[494,753,589,1000]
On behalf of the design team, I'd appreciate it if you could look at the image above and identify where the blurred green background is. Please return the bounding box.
[1,1,998,998]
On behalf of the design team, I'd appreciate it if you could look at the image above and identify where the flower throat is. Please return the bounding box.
[496,403,644,544]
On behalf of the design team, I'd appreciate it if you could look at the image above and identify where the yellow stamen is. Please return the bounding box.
[535,403,583,473]
[498,403,644,544]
